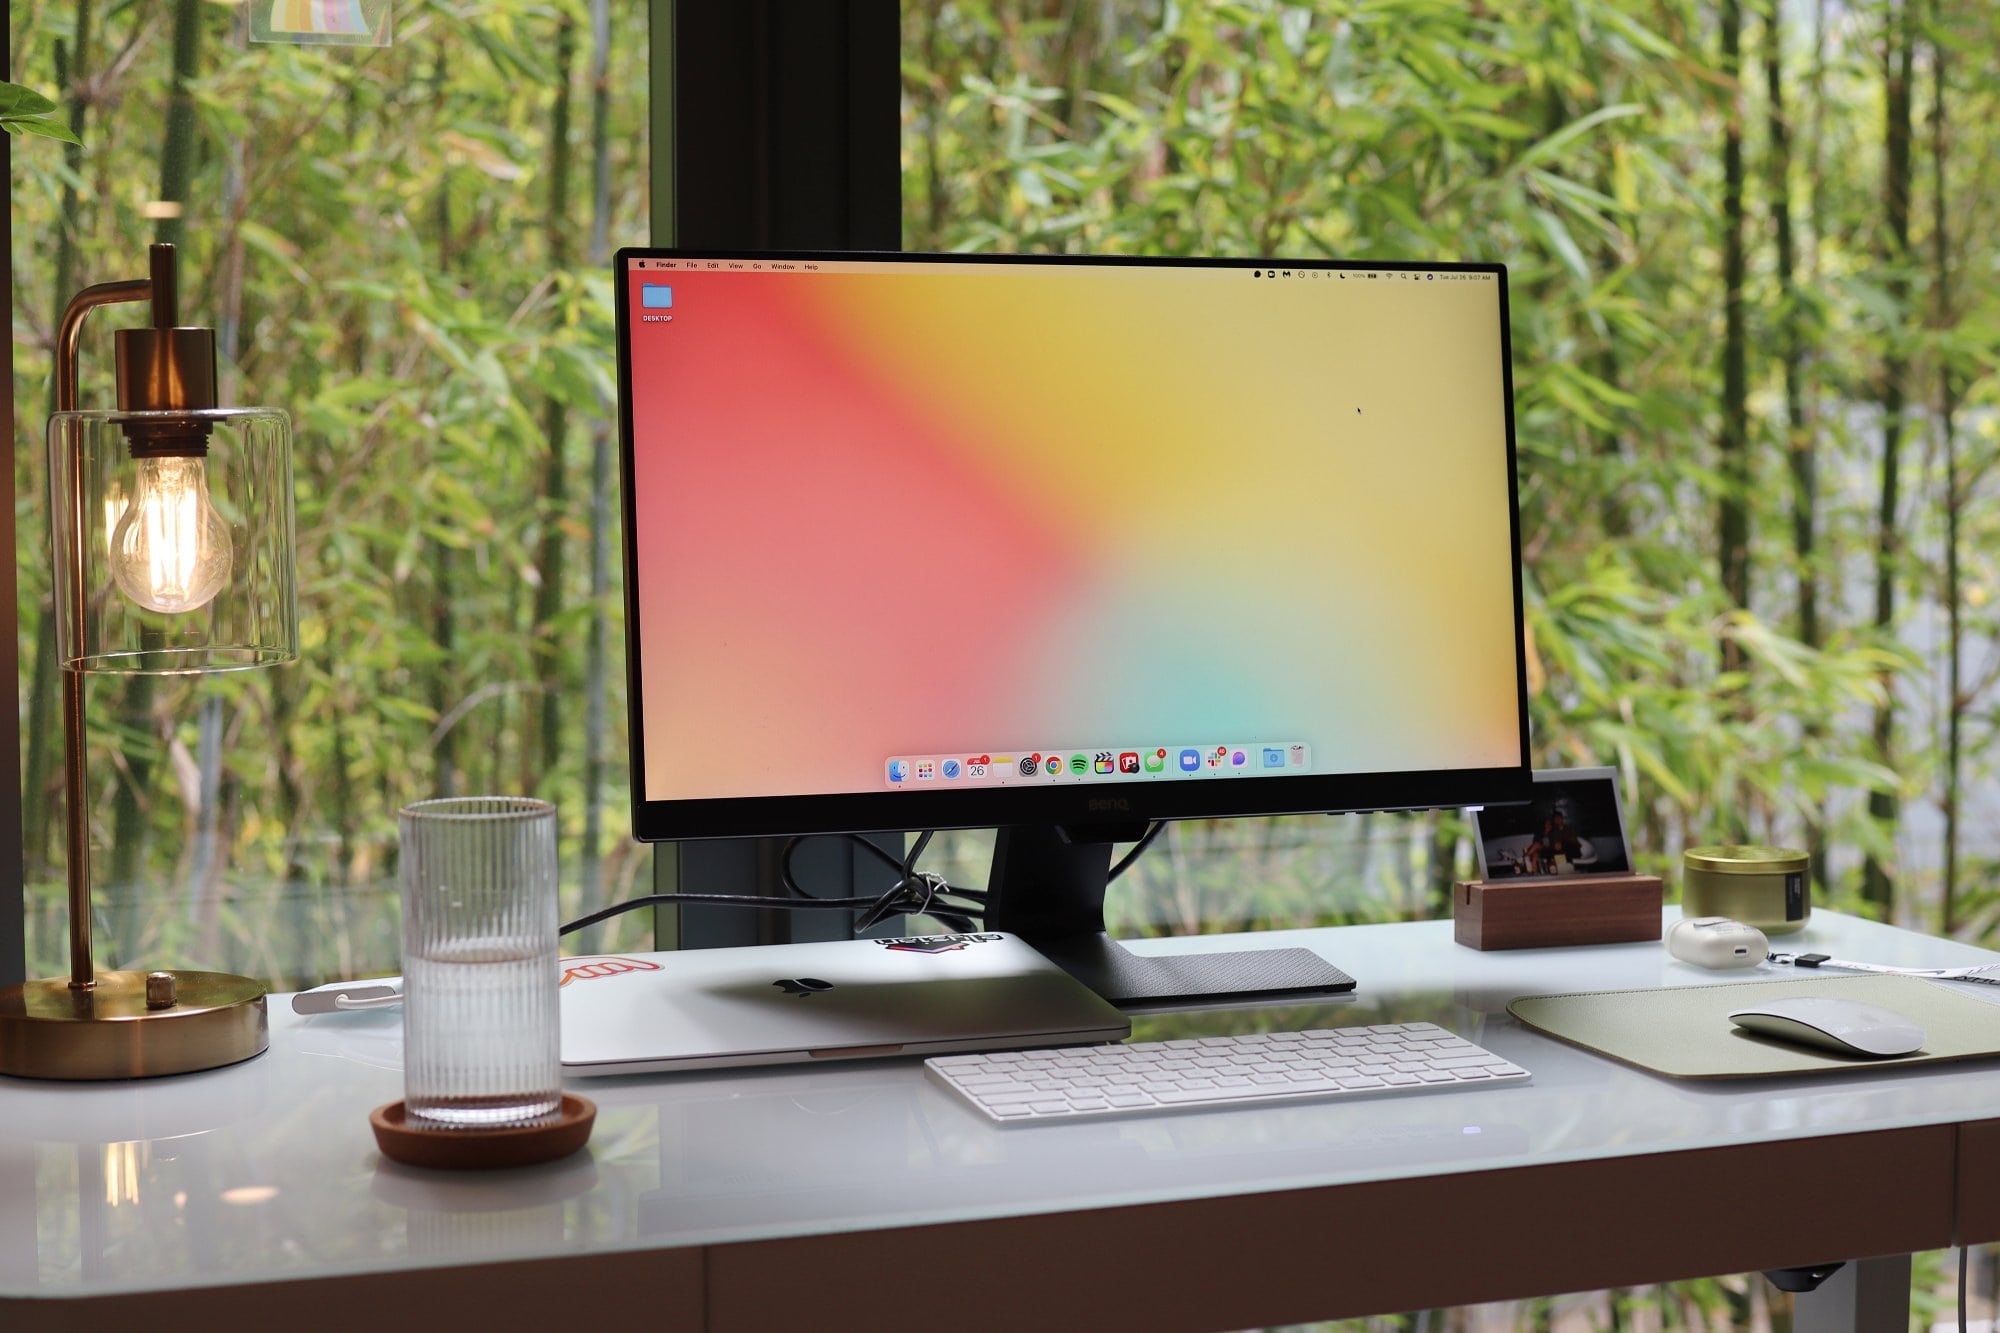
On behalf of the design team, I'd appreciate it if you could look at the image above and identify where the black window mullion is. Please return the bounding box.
[654,0,898,251]
[2,13,24,988]
[646,0,901,948]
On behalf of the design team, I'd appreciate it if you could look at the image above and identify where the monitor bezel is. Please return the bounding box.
[614,247,1534,842]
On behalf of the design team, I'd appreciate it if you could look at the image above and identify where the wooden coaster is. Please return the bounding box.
[370,1093,595,1170]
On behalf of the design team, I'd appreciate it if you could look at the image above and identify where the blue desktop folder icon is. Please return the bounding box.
[1262,747,1284,769]
[641,284,674,309]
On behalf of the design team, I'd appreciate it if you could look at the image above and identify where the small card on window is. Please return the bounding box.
[250,0,393,48]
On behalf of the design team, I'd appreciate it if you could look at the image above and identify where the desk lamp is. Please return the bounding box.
[0,242,298,1080]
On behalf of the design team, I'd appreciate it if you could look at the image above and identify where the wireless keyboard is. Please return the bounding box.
[925,1022,1529,1124]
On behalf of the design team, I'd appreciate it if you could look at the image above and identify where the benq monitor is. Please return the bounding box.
[615,249,1531,1003]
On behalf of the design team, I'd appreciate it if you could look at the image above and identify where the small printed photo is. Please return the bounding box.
[1473,767,1633,881]
[251,0,393,47]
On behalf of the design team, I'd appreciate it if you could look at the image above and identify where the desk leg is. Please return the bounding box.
[1790,1254,1912,1332]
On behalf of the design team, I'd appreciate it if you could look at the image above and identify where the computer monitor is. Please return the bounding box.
[614,250,1531,1005]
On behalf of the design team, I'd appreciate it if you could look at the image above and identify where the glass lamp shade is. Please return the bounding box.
[48,407,298,674]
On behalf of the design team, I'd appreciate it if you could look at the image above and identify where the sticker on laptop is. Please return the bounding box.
[560,956,665,986]
[875,933,1006,954]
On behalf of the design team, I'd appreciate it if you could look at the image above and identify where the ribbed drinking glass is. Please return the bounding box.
[399,796,561,1128]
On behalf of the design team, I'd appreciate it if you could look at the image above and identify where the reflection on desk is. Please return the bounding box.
[629,1045,1533,1243]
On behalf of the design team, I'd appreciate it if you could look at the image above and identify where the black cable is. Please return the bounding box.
[784,830,984,933]
[564,822,1168,940]
[779,832,985,904]
[561,891,903,936]
[1108,822,1165,882]
[782,833,900,896]
[857,829,934,932]
[558,876,988,938]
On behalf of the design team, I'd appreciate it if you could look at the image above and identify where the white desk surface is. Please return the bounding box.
[4,909,2000,1316]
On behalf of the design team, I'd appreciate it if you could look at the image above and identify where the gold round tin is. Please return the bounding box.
[1681,845,1810,935]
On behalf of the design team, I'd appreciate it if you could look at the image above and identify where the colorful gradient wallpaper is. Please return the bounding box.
[623,258,1522,801]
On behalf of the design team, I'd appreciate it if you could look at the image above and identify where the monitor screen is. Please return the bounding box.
[615,251,1530,845]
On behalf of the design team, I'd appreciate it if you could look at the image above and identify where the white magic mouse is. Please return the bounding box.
[1726,996,1926,1058]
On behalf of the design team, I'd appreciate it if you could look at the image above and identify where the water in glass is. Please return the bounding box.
[399,796,561,1128]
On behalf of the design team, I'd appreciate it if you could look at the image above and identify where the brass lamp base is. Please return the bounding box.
[0,970,268,1080]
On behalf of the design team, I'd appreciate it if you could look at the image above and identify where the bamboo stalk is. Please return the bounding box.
[532,12,578,793]
[28,0,97,882]
[582,0,613,930]
[1718,0,1750,669]
[1930,2,1961,932]
[1863,0,1917,916]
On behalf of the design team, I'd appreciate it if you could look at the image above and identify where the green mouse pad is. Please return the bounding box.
[1507,973,2000,1079]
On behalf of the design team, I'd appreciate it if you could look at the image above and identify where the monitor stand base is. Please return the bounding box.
[1030,931,1356,1008]
[985,824,1359,1008]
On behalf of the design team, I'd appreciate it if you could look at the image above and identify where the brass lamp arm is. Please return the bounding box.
[52,276,149,991]
[56,279,151,414]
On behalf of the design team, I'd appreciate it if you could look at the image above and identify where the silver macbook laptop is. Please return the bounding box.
[559,932,1131,1076]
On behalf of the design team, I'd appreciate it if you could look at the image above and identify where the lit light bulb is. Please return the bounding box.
[108,455,232,613]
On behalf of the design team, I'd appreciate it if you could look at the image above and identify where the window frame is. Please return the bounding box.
[2,83,21,988]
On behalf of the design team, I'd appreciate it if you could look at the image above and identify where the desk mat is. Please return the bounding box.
[1508,973,2000,1080]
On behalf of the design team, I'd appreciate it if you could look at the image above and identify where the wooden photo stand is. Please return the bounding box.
[1452,874,1663,951]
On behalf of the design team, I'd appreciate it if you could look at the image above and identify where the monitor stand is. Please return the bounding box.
[982,824,1357,1008]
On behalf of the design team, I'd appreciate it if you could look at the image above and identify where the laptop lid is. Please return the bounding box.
[559,932,1131,1075]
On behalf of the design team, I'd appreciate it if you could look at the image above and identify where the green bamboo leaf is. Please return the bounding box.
[0,81,57,118]
[1530,168,1625,220]
[5,115,80,145]
[237,220,309,283]
[1085,90,1149,124]
[1542,370,1616,430]
[466,24,553,84]
[1531,207,1592,288]
[1509,103,1647,179]
[1453,110,1537,141]
[1557,364,1643,410]
[1596,9,1686,62]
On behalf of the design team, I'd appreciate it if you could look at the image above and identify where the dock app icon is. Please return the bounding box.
[641,284,674,309]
